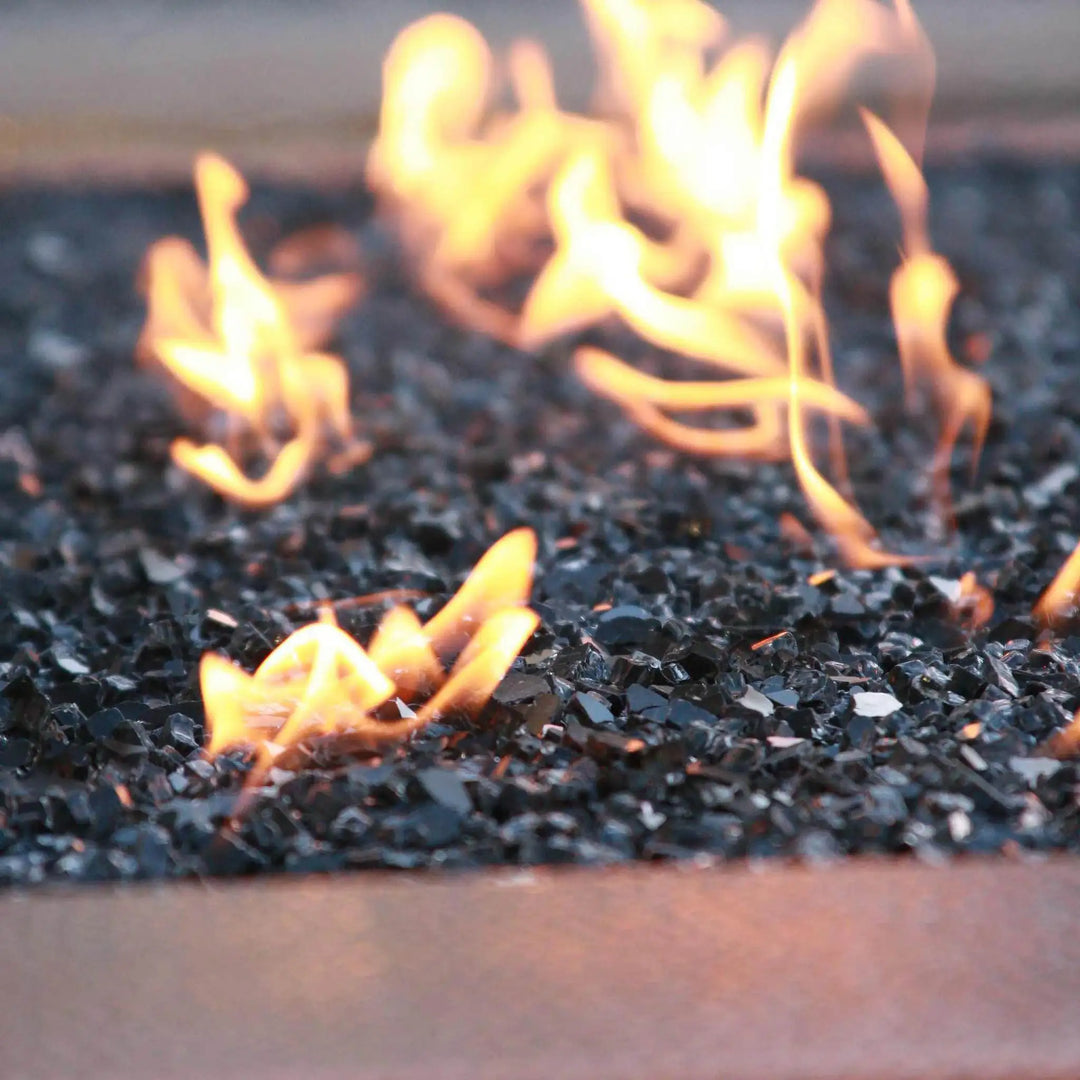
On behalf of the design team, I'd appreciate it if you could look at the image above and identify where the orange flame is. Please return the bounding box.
[140,152,367,506]
[575,345,866,459]
[367,13,604,343]
[1034,542,1080,625]
[372,0,989,567]
[862,109,991,514]
[950,571,994,631]
[200,529,539,796]
[750,39,908,568]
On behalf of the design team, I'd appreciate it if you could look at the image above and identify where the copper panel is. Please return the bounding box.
[1,857,1078,1079]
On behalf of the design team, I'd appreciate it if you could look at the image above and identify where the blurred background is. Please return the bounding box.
[1,0,1078,180]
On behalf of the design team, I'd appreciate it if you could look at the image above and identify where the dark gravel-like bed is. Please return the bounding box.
[0,158,1078,882]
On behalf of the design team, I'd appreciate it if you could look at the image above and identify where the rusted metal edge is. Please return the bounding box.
[2,855,1079,1080]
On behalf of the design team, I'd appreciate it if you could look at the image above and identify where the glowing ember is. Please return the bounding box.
[200,529,539,792]
[751,631,792,652]
[139,152,367,506]
[371,0,991,566]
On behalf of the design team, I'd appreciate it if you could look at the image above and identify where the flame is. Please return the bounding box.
[862,109,991,514]
[1041,706,1080,760]
[951,571,994,631]
[372,0,990,567]
[575,345,866,458]
[200,529,539,797]
[140,152,367,505]
[366,13,605,343]
[1034,542,1080,625]
[742,34,908,567]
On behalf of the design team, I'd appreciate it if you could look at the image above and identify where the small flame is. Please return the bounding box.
[862,109,991,514]
[1034,542,1080,625]
[372,0,991,567]
[951,571,994,631]
[140,152,367,506]
[201,529,539,798]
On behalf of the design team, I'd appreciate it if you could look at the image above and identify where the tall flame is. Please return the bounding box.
[371,0,991,567]
[140,152,367,506]
[366,14,604,343]
[862,108,992,516]
[201,529,539,798]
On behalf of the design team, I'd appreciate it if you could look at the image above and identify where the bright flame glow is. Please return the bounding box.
[862,109,992,514]
[200,529,539,796]
[575,346,867,458]
[366,13,605,343]
[1034,542,1080,625]
[140,152,367,505]
[371,0,991,567]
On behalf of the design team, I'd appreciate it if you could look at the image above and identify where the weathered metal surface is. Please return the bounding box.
[2,857,1078,1080]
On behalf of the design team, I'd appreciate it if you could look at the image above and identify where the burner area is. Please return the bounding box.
[0,153,1077,883]
[7,2,1080,1078]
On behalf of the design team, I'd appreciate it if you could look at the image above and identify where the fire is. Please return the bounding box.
[951,571,994,631]
[366,14,604,343]
[575,346,866,458]
[862,109,992,515]
[139,152,367,506]
[371,0,991,567]
[1034,543,1080,624]
[200,529,539,793]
